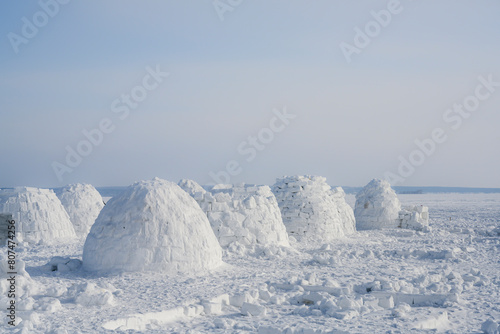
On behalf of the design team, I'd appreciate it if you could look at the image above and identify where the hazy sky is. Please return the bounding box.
[1,1,499,188]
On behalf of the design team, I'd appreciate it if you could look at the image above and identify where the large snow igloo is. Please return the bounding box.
[354,179,401,230]
[179,179,290,250]
[83,178,223,274]
[272,175,356,242]
[55,183,104,238]
[0,187,77,244]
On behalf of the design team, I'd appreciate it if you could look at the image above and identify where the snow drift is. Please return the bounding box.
[354,179,401,230]
[55,183,104,237]
[83,178,223,274]
[0,187,76,244]
[179,180,290,250]
[272,175,356,241]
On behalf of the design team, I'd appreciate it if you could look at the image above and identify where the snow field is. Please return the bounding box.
[1,187,499,333]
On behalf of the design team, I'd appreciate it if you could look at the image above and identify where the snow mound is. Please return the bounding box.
[55,183,104,237]
[0,187,77,244]
[179,180,290,251]
[83,177,223,274]
[354,179,401,230]
[272,176,355,242]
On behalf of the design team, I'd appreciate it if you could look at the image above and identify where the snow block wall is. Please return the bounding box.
[179,180,290,250]
[83,178,223,274]
[271,176,356,241]
[354,179,402,230]
[55,183,105,238]
[398,205,430,231]
[0,187,77,244]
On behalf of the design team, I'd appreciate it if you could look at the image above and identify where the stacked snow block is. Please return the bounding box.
[398,205,430,231]
[0,187,76,244]
[354,179,402,230]
[179,180,290,249]
[271,175,356,242]
[55,183,105,238]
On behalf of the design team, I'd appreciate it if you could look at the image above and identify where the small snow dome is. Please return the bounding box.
[272,175,356,242]
[354,179,401,230]
[179,180,290,251]
[0,187,77,244]
[83,178,223,274]
[55,183,104,238]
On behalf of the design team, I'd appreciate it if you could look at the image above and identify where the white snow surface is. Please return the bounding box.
[179,180,290,252]
[1,192,500,333]
[55,183,105,238]
[82,178,223,274]
[0,187,76,244]
[272,176,356,241]
[354,179,402,230]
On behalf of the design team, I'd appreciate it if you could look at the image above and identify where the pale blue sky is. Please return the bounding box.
[1,1,499,188]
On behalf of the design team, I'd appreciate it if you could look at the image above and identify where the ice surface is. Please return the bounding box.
[3,191,499,333]
[82,177,223,273]
[55,183,104,238]
[0,187,76,244]
[272,176,355,241]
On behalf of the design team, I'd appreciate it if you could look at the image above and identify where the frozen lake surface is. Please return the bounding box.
[3,193,500,333]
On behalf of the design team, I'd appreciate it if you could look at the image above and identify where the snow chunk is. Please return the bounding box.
[0,187,77,244]
[55,183,104,237]
[354,179,401,230]
[482,319,499,334]
[72,282,115,307]
[272,176,356,241]
[42,257,82,272]
[241,302,267,316]
[83,178,223,274]
[398,205,430,231]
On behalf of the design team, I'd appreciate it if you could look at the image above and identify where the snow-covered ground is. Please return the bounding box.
[2,193,500,333]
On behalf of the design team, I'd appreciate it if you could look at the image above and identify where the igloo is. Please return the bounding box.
[354,179,401,230]
[83,178,223,274]
[0,187,77,244]
[55,184,104,238]
[179,180,290,250]
[272,175,356,242]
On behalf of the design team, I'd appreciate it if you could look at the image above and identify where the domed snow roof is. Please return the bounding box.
[354,179,401,230]
[272,175,356,241]
[0,187,76,244]
[55,183,104,238]
[83,178,223,274]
